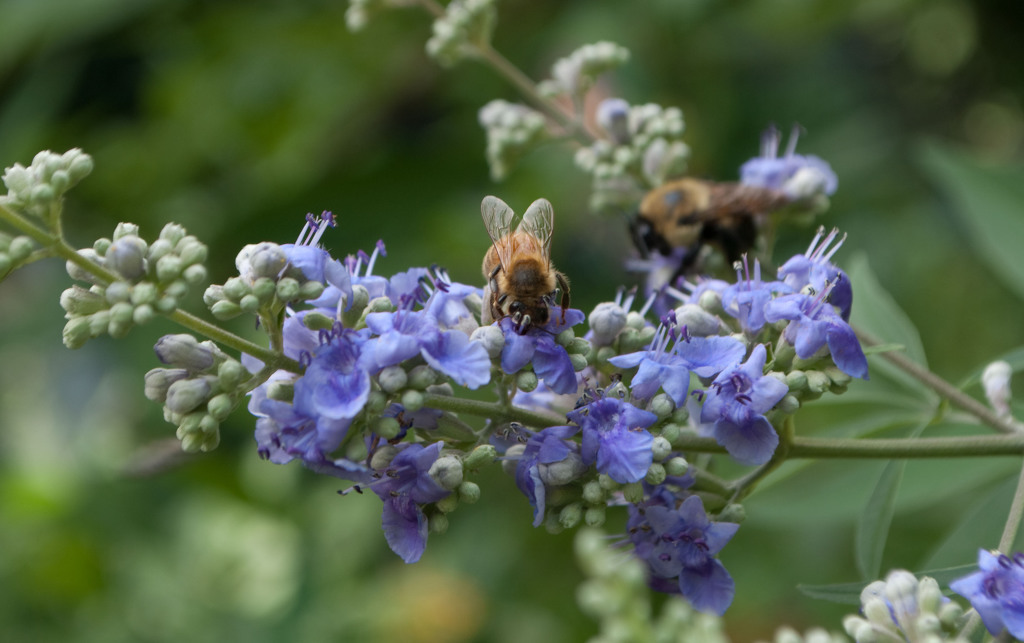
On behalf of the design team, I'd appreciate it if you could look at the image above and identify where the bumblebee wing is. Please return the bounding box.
[481,195,519,269]
[518,198,554,264]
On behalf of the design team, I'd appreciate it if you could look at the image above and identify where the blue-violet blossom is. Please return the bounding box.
[950,549,1024,638]
[566,396,657,483]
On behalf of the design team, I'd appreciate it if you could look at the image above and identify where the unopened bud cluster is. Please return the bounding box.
[478,100,550,181]
[203,243,326,321]
[843,570,964,643]
[754,627,849,643]
[61,222,208,347]
[575,100,690,213]
[145,333,246,452]
[2,149,94,220]
[425,0,497,67]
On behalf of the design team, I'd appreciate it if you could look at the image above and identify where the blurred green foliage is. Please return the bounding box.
[1,0,1023,641]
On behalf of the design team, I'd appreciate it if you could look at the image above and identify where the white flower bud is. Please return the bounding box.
[165,377,213,414]
[982,360,1013,418]
[470,324,504,358]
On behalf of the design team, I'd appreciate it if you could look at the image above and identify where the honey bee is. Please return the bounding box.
[631,178,790,279]
[480,195,570,331]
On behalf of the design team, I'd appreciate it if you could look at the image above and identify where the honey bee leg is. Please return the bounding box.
[555,272,571,324]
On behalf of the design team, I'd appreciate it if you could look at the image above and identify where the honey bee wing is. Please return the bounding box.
[518,198,555,263]
[481,195,519,269]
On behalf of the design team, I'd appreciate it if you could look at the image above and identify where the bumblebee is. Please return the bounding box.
[480,195,570,331]
[631,178,790,278]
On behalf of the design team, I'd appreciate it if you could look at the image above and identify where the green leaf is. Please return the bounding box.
[847,253,934,398]
[798,564,978,604]
[854,420,929,581]
[916,141,1024,301]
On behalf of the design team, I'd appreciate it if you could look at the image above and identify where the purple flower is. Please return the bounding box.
[740,125,837,200]
[567,396,656,483]
[721,257,792,333]
[609,315,746,406]
[421,267,484,328]
[950,550,1024,638]
[369,442,450,563]
[777,227,852,321]
[421,328,491,389]
[763,288,868,380]
[514,425,583,526]
[498,308,585,395]
[700,344,788,466]
[627,494,739,615]
[385,267,431,305]
[293,327,373,423]
[250,379,372,482]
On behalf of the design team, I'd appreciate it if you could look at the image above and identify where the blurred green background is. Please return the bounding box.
[2,0,1023,641]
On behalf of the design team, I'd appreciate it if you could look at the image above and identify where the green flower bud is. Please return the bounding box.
[659,423,681,445]
[569,353,588,372]
[372,416,401,440]
[785,369,808,391]
[302,311,335,331]
[210,300,242,320]
[649,394,674,419]
[62,316,92,349]
[595,345,616,368]
[589,302,627,345]
[377,365,408,393]
[60,285,107,316]
[717,503,746,523]
[622,482,644,504]
[365,389,387,414]
[401,389,424,412]
[88,310,111,336]
[108,318,133,339]
[671,404,690,423]
[275,277,300,301]
[597,473,619,491]
[143,368,189,402]
[109,301,134,325]
[428,512,449,535]
[516,370,538,392]
[407,365,437,390]
[130,282,158,306]
[238,293,260,313]
[267,380,295,402]
[158,223,187,246]
[341,285,369,327]
[463,444,496,470]
[665,456,689,477]
[645,463,666,485]
[30,183,54,205]
[0,253,10,276]
[177,239,208,266]
[555,328,575,347]
[222,276,249,302]
[251,277,276,303]
[582,481,605,505]
[182,264,207,285]
[239,243,287,280]
[365,296,396,315]
[104,281,131,305]
[777,394,800,414]
[298,280,325,301]
[651,436,672,462]
[457,481,480,504]
[155,293,178,314]
[806,370,830,395]
[203,284,225,307]
[937,601,963,629]
[674,303,722,337]
[147,238,173,263]
[165,377,213,414]
[559,502,583,529]
[584,506,606,527]
[8,236,34,264]
[217,360,245,391]
[370,445,399,470]
[566,337,590,355]
[429,455,464,490]
[470,324,504,358]
[65,150,94,185]
[625,311,646,330]
[207,393,233,422]
[538,453,587,486]
[345,439,368,462]
[435,494,459,514]
[155,254,182,283]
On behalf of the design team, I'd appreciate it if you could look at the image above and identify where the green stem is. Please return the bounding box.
[856,326,1018,435]
[999,460,1024,552]
[670,432,1024,459]
[166,309,300,373]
